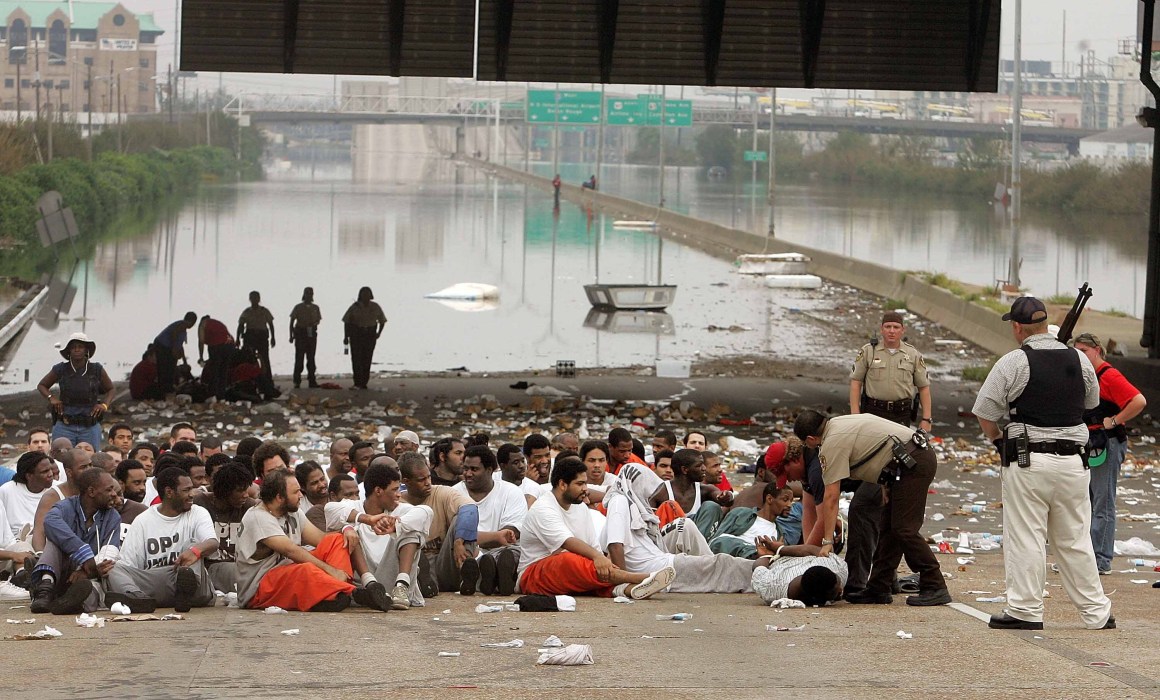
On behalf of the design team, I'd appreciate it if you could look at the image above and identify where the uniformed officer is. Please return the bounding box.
[844,311,932,599]
[793,409,950,606]
[973,297,1114,630]
[237,291,276,383]
[289,287,322,389]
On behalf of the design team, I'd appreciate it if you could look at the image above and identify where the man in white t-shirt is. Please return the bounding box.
[398,452,479,598]
[602,463,756,593]
[497,443,539,507]
[454,446,526,596]
[518,456,674,599]
[0,451,56,554]
[325,462,432,611]
[107,467,220,612]
[234,470,388,612]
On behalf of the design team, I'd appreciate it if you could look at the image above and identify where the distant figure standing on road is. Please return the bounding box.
[37,333,115,448]
[153,312,197,395]
[237,291,276,384]
[552,174,561,205]
[289,287,322,389]
[341,287,386,390]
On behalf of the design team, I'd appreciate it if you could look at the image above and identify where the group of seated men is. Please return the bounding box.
[0,420,851,616]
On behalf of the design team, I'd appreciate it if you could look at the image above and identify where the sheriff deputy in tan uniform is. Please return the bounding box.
[842,310,933,600]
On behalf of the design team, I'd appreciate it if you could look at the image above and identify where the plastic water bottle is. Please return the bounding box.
[1129,558,1157,568]
[656,613,692,621]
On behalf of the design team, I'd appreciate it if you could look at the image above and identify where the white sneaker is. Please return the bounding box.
[630,565,677,600]
[0,580,30,601]
[389,582,410,610]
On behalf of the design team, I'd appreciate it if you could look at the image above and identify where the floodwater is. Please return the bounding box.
[1,156,818,392]
[536,160,1147,317]
[0,151,1145,393]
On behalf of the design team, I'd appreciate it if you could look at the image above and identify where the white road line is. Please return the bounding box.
[948,602,992,623]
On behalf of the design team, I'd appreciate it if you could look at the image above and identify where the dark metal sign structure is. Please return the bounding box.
[181,0,1000,91]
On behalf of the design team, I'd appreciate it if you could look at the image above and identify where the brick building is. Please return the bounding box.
[0,1,163,116]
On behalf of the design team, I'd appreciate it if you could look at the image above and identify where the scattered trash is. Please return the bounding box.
[1129,580,1150,585]
[110,614,185,622]
[263,606,287,614]
[957,557,976,565]
[765,624,806,632]
[10,625,62,640]
[109,602,131,615]
[768,598,806,609]
[612,596,633,604]
[281,629,300,636]
[5,619,35,624]
[655,613,692,621]
[475,604,504,614]
[537,644,594,666]
[74,613,105,628]
[975,596,1006,603]
[896,630,913,640]
[480,639,524,648]
[438,652,461,658]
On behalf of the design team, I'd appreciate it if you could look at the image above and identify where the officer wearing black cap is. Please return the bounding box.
[972,296,1114,631]
[289,286,322,389]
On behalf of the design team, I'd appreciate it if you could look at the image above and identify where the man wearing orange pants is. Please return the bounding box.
[517,456,674,600]
[235,470,392,612]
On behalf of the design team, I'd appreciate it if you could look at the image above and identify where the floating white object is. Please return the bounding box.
[424,283,500,301]
[737,253,810,275]
[613,220,658,229]
[764,274,822,289]
[656,360,691,378]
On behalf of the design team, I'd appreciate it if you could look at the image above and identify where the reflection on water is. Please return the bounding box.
[537,162,1147,315]
[1,156,798,392]
[3,150,1145,394]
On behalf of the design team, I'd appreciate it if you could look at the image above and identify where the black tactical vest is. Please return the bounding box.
[1009,346,1085,427]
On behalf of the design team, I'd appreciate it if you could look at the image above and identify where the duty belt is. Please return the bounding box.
[864,397,911,413]
[1027,441,1084,456]
[58,414,98,427]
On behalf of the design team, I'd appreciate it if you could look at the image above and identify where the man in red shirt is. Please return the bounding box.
[129,347,162,400]
[607,428,646,476]
[198,315,235,398]
[1072,333,1147,574]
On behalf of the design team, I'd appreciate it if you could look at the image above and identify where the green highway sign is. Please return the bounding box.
[605,97,643,125]
[526,90,601,124]
[743,150,769,162]
[664,99,693,127]
[641,94,664,126]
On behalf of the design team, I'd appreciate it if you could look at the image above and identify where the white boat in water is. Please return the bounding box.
[584,284,677,310]
[736,253,810,275]
[613,220,658,230]
[424,283,499,301]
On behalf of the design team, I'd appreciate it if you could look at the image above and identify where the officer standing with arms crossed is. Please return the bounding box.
[845,311,932,599]
[972,297,1114,630]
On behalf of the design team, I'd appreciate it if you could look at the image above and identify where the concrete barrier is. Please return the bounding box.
[468,159,1030,357]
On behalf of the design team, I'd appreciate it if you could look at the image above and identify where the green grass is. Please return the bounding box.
[925,272,965,297]
[975,297,1010,314]
[1104,308,1131,318]
[1044,293,1075,305]
[961,363,995,382]
[883,298,907,311]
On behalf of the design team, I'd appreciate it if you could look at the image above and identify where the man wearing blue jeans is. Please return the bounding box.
[1072,333,1147,574]
[36,333,114,448]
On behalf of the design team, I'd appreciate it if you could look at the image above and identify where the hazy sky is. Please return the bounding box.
[126,0,1139,95]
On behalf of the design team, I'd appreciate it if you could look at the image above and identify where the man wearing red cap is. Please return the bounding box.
[845,311,931,600]
[974,296,1113,631]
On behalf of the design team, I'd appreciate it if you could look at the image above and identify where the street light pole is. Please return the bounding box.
[86,63,93,161]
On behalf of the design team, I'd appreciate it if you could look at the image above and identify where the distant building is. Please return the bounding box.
[1078,123,1152,165]
[0,1,163,116]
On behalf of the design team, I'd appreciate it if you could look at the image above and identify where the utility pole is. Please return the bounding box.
[86,63,93,160]
[34,38,41,121]
[767,86,777,241]
[15,50,22,122]
[1008,0,1023,288]
[116,72,123,153]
